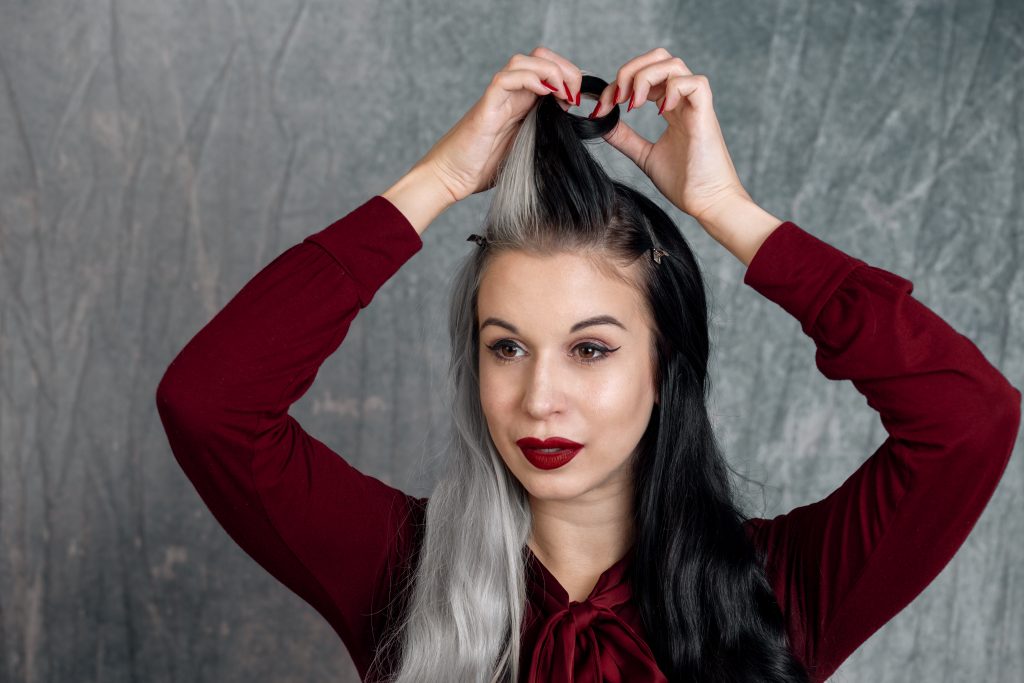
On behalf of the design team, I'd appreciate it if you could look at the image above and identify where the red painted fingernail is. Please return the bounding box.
[613,85,620,105]
[540,79,559,92]
[588,102,602,119]
[564,82,573,103]
[658,98,667,115]
[575,90,581,106]
[627,93,635,112]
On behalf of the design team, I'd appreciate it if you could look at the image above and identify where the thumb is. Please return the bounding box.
[602,118,653,171]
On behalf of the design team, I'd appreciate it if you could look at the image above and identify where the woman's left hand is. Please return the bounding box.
[589,48,752,224]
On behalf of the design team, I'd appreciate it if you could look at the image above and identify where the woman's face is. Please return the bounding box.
[477,249,659,503]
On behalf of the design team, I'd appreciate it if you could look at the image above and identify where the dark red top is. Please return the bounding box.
[155,195,1021,682]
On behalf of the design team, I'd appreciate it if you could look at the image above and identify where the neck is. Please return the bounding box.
[526,484,635,577]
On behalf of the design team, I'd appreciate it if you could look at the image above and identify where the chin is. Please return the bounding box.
[522,473,592,501]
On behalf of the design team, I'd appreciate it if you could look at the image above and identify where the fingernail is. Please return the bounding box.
[627,93,635,112]
[613,85,620,105]
[588,102,602,119]
[658,98,666,115]
[540,79,559,92]
[575,90,581,106]
[563,82,573,103]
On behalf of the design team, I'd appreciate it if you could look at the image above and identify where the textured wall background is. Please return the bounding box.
[2,0,1022,681]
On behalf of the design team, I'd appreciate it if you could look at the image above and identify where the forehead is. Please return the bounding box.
[477,250,649,325]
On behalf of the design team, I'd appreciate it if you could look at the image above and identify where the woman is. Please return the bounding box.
[156,47,1021,682]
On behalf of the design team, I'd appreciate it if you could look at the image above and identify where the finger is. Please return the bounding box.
[528,46,584,105]
[630,56,695,111]
[491,68,571,102]
[656,74,713,116]
[504,54,572,102]
[594,48,682,115]
[601,117,653,171]
[508,53,575,102]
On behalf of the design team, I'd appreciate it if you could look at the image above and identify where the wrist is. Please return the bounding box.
[696,196,784,268]
[381,164,456,236]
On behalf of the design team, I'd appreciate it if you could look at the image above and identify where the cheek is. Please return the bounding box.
[478,366,514,428]
[585,365,657,450]
[585,375,651,424]
[478,366,501,404]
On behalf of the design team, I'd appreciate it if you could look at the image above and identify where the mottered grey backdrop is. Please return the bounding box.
[2,0,1022,681]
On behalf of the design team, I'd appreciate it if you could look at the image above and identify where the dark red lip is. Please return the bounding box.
[516,436,583,449]
[516,436,583,471]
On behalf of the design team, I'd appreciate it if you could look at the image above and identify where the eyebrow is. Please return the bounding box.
[479,314,628,335]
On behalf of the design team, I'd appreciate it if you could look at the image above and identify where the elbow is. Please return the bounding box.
[941,382,1021,525]
[155,368,187,423]
[155,366,214,432]
[959,374,1021,441]
[996,382,1022,449]
[986,374,1021,435]
[155,369,174,409]
[969,380,1021,480]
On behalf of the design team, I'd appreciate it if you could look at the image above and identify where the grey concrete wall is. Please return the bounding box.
[1,0,1021,681]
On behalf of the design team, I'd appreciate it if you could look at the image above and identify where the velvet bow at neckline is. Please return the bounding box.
[522,544,669,682]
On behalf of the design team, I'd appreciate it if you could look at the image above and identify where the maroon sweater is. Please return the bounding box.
[155,195,1021,682]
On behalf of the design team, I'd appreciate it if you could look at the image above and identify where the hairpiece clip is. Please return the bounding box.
[651,247,669,264]
[467,233,488,248]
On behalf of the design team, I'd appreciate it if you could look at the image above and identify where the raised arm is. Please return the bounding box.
[737,220,1021,682]
[155,195,427,678]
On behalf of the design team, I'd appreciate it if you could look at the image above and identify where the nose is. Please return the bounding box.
[521,352,568,418]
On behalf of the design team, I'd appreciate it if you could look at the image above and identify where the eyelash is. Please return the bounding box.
[484,339,620,366]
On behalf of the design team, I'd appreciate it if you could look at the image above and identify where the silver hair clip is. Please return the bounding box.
[651,247,669,264]
[467,233,488,247]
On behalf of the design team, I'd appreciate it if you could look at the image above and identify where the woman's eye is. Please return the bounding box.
[575,343,608,363]
[490,341,523,362]
[484,340,618,365]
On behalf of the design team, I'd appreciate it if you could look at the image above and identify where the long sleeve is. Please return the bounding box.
[740,222,1021,682]
[154,196,425,680]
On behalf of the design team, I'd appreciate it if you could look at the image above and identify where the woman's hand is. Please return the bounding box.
[589,48,753,224]
[414,46,581,204]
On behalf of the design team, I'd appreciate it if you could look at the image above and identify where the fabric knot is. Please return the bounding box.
[569,600,600,630]
[522,545,669,682]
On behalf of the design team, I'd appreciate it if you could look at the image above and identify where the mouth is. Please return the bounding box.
[515,437,584,470]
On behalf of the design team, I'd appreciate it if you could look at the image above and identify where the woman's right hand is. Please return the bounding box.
[414,47,582,204]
